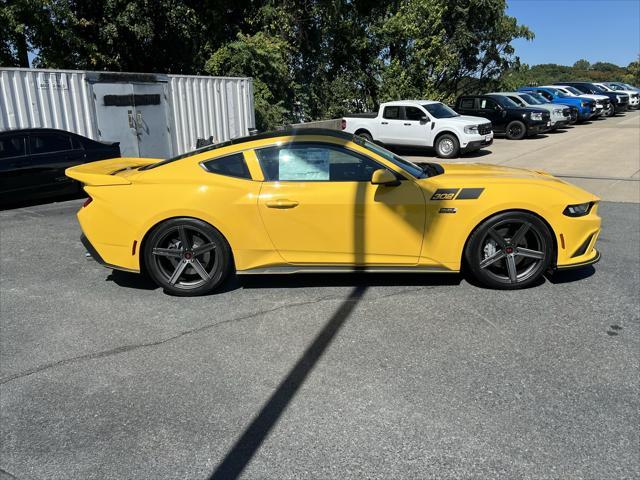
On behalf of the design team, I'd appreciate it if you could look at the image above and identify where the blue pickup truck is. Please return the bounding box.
[517,86,596,123]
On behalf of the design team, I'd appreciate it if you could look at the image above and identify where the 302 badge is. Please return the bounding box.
[430,188,484,201]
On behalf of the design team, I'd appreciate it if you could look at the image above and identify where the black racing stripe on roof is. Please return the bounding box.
[139,128,357,170]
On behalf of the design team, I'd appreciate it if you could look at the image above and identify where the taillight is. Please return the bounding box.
[83,196,93,208]
[341,119,346,130]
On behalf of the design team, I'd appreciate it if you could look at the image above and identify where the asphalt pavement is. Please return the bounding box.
[1,199,638,480]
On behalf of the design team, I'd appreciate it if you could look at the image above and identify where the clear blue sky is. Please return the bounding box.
[507,0,640,67]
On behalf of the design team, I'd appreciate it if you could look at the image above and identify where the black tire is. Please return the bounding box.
[356,131,373,142]
[144,217,232,296]
[464,211,553,290]
[435,133,460,159]
[505,121,527,140]
[606,104,616,117]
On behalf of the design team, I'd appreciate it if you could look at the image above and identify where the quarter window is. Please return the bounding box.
[460,98,475,109]
[29,133,72,154]
[383,106,400,119]
[202,152,251,179]
[256,143,384,182]
[0,136,27,159]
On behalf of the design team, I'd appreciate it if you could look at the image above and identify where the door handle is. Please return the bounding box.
[404,123,412,126]
[381,121,388,125]
[266,199,299,209]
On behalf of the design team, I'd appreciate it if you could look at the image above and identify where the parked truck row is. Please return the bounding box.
[339,81,638,158]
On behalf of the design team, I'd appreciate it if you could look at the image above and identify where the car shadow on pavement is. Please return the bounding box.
[545,266,596,284]
[0,191,85,211]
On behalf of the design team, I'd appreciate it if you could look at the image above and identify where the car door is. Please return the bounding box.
[401,106,432,147]
[477,98,504,130]
[28,132,84,193]
[256,142,426,265]
[0,134,32,198]
[375,106,407,145]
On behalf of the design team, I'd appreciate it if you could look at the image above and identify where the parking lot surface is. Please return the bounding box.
[1,195,638,479]
[406,109,640,203]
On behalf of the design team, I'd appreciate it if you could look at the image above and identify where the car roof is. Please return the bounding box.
[0,127,82,136]
[140,128,362,170]
[383,100,439,107]
[487,91,522,96]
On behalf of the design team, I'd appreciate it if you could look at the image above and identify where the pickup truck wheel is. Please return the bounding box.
[435,134,460,158]
[505,121,526,140]
[356,132,373,142]
[606,104,616,117]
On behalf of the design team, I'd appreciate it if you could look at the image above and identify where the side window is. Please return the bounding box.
[383,106,400,119]
[202,152,251,179]
[29,133,72,154]
[460,98,475,109]
[256,143,384,182]
[404,106,425,121]
[508,96,524,106]
[479,98,498,110]
[0,136,27,159]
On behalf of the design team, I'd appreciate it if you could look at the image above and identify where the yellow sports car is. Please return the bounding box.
[66,129,601,296]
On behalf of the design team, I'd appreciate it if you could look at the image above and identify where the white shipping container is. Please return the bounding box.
[0,68,255,158]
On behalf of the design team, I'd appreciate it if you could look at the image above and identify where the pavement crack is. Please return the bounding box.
[0,293,348,386]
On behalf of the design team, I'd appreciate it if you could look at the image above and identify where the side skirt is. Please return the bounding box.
[236,265,458,275]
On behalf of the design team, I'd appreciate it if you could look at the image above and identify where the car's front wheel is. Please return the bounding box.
[505,121,526,140]
[465,211,553,289]
[435,133,460,158]
[144,218,232,296]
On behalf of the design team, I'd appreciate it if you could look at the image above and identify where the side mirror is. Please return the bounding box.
[420,115,429,124]
[371,169,400,186]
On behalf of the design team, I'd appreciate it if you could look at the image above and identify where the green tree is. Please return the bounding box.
[205,32,294,130]
[573,59,590,70]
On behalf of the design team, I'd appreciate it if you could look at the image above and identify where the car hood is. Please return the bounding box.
[422,162,599,201]
[442,115,491,125]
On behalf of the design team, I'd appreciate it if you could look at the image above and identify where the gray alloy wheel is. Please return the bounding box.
[505,120,526,140]
[607,103,616,117]
[144,218,231,296]
[465,211,552,289]
[435,133,460,159]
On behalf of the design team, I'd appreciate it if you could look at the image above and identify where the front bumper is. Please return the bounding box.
[461,133,493,152]
[555,249,600,271]
[526,121,551,134]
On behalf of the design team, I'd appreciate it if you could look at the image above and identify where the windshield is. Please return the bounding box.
[518,93,543,105]
[597,84,613,92]
[547,87,568,98]
[422,102,459,118]
[563,86,583,96]
[360,139,427,178]
[528,92,550,103]
[491,95,519,108]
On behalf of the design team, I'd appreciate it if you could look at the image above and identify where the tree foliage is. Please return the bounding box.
[4,0,635,131]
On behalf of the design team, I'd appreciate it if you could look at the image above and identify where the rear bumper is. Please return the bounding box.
[81,234,139,273]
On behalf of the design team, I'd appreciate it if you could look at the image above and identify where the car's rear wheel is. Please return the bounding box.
[465,211,553,289]
[144,218,232,296]
[435,133,460,158]
[505,121,526,140]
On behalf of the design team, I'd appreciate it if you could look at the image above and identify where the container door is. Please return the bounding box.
[93,83,140,157]
[132,83,170,158]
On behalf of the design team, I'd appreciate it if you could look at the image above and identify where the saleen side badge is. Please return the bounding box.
[431,188,484,201]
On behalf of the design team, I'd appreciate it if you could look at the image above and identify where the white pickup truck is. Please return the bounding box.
[341,100,493,158]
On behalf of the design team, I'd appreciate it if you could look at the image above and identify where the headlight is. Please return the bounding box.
[464,125,479,134]
[553,108,563,115]
[580,101,588,107]
[530,112,543,121]
[617,95,624,103]
[563,202,593,217]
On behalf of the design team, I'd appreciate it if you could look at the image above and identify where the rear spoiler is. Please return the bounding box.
[65,157,158,186]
